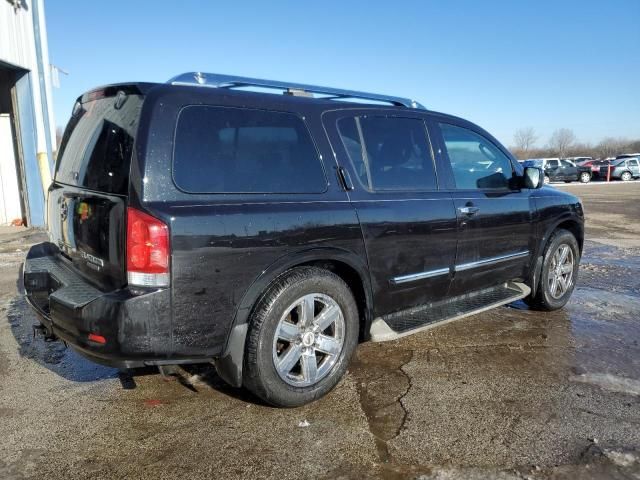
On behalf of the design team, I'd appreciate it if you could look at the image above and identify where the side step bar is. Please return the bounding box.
[370,281,531,342]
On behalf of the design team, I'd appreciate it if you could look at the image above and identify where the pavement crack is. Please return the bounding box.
[395,349,414,439]
[351,346,415,465]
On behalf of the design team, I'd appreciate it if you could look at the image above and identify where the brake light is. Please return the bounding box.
[126,207,170,287]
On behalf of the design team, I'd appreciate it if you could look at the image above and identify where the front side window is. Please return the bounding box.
[439,123,514,190]
[560,160,575,168]
[173,106,326,193]
[547,159,560,168]
[336,115,437,191]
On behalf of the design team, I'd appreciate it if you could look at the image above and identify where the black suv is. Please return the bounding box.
[24,73,584,407]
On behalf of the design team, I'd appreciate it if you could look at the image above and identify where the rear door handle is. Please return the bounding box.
[458,206,479,216]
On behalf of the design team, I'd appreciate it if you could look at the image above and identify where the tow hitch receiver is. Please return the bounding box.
[32,322,58,342]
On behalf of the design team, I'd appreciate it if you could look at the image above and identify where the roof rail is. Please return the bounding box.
[167,72,425,109]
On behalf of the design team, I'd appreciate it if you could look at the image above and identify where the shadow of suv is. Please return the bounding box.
[23,73,584,406]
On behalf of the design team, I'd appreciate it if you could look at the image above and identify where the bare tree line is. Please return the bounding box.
[510,127,640,160]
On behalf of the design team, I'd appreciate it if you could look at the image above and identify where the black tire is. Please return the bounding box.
[580,172,591,183]
[525,229,579,311]
[621,171,632,182]
[243,266,359,407]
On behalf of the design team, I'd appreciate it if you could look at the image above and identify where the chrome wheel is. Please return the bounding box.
[622,172,632,181]
[548,244,574,299]
[272,293,345,387]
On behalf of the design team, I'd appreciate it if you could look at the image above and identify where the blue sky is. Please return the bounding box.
[46,0,639,148]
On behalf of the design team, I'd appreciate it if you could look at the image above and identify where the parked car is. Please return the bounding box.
[569,156,593,164]
[579,159,610,178]
[23,73,584,407]
[615,153,640,160]
[600,157,640,181]
[523,158,591,184]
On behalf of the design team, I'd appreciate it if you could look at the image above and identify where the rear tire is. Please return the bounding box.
[243,267,359,407]
[525,229,579,311]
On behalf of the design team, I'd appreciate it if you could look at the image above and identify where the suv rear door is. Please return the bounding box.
[323,109,457,318]
[560,159,578,181]
[432,120,534,296]
[49,86,145,290]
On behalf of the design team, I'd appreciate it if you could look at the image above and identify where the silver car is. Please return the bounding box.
[600,157,640,181]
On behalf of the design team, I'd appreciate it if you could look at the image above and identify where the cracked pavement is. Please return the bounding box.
[1,183,640,479]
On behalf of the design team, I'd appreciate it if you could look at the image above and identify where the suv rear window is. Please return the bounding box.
[55,90,143,195]
[173,106,326,194]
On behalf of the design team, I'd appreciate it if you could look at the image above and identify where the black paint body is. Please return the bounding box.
[23,82,584,374]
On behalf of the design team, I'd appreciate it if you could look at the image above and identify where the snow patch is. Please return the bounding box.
[570,373,640,396]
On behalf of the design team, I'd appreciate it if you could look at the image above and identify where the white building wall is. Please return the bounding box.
[0,1,36,70]
[0,0,55,198]
[0,0,55,158]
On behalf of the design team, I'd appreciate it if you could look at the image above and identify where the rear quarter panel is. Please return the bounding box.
[133,86,367,357]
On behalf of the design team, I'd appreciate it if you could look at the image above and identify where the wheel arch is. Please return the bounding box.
[214,247,372,387]
[529,215,584,298]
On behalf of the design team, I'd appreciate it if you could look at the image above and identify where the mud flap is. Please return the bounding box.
[213,323,248,388]
[531,255,544,297]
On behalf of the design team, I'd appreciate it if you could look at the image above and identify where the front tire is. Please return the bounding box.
[580,172,591,183]
[243,267,359,407]
[525,229,579,311]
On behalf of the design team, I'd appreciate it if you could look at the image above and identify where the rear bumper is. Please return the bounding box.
[23,242,209,368]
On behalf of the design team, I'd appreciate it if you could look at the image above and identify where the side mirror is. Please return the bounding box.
[523,167,544,189]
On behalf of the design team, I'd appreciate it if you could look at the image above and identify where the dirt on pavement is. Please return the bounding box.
[1,182,639,480]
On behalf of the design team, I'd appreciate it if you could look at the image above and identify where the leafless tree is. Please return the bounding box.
[596,137,629,159]
[513,127,538,155]
[548,128,576,158]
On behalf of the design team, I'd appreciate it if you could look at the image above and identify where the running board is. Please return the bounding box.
[370,281,531,342]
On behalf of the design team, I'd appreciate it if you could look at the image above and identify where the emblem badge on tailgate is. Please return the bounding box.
[80,251,105,269]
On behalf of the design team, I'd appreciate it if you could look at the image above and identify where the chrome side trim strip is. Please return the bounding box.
[455,250,530,272]
[390,267,450,285]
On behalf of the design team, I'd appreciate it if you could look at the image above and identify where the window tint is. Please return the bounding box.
[629,160,639,167]
[173,106,326,193]
[56,92,143,195]
[560,160,574,168]
[440,123,514,190]
[336,116,436,191]
[547,159,559,168]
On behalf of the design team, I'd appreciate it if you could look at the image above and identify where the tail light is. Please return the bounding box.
[126,207,170,287]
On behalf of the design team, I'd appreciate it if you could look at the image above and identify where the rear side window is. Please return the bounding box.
[440,123,514,190]
[336,116,437,191]
[173,106,326,193]
[56,91,143,195]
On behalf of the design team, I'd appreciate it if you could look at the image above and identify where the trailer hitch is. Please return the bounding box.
[32,323,58,342]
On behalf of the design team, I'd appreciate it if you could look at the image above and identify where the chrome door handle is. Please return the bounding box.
[458,206,479,215]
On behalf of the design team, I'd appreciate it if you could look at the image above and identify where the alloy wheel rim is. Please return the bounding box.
[272,293,345,387]
[548,244,574,299]
[581,173,590,182]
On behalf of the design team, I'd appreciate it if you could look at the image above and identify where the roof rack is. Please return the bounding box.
[167,72,425,109]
